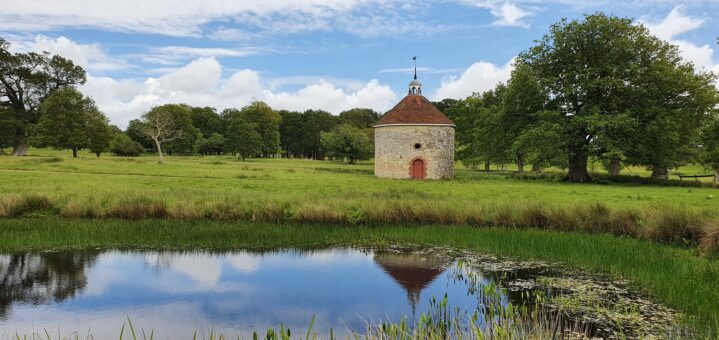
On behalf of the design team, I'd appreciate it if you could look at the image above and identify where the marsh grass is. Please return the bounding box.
[3,192,719,252]
[0,194,53,217]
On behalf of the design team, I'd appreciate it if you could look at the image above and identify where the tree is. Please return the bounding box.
[0,38,86,155]
[225,115,262,161]
[320,124,372,164]
[196,132,225,155]
[447,86,511,171]
[501,64,554,173]
[0,105,16,155]
[517,13,718,182]
[240,101,281,157]
[126,119,154,151]
[700,113,719,184]
[34,88,103,157]
[278,110,304,158]
[338,108,380,128]
[110,133,144,157]
[138,104,191,163]
[86,112,113,157]
[190,106,223,137]
[301,109,340,159]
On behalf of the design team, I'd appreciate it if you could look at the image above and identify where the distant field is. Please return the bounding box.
[0,148,716,209]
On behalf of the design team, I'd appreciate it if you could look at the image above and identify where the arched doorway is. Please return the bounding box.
[410,159,426,180]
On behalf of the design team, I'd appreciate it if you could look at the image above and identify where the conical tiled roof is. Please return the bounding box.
[375,95,455,126]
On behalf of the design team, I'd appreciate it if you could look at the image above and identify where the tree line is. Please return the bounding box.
[437,14,719,182]
[0,38,376,164]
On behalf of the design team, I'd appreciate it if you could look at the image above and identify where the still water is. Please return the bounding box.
[0,248,490,338]
[0,248,681,338]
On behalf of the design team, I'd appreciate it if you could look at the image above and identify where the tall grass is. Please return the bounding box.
[4,192,718,253]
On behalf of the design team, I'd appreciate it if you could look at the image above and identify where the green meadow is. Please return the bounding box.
[1,149,717,249]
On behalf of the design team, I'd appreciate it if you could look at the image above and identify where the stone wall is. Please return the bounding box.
[374,125,454,179]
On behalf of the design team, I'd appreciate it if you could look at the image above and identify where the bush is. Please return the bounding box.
[110,133,144,157]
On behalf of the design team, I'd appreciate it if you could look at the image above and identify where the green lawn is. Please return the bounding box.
[0,149,716,210]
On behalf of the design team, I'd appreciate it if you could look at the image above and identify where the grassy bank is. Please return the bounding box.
[1,218,718,334]
[1,152,719,253]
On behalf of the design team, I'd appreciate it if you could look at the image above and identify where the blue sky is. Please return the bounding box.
[2,0,718,128]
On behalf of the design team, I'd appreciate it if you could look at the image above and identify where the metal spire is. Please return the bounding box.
[413,56,417,80]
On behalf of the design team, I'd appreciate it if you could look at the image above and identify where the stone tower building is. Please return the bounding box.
[374,70,455,180]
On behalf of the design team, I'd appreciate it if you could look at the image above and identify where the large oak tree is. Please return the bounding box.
[517,13,718,182]
[0,38,86,155]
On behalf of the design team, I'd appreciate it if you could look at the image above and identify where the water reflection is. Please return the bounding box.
[0,248,681,338]
[0,251,99,318]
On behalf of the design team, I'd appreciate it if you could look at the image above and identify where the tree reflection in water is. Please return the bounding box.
[0,251,99,318]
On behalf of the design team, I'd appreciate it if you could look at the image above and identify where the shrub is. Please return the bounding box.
[699,219,719,255]
[643,207,702,246]
[110,133,144,157]
[109,200,168,219]
[0,194,53,217]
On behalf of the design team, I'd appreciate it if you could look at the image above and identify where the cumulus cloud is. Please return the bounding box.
[644,7,718,74]
[431,59,514,100]
[8,35,129,71]
[81,56,397,129]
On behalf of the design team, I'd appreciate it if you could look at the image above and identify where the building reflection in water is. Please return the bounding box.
[373,251,452,319]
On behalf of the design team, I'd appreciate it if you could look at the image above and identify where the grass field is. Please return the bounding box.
[1,149,718,250]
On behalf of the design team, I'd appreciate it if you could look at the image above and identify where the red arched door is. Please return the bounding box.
[411,159,425,180]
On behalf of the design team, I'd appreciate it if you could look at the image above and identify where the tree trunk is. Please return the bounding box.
[11,142,28,156]
[608,159,621,177]
[154,139,164,164]
[532,164,541,172]
[714,168,719,185]
[567,148,591,182]
[651,167,669,180]
[516,154,525,174]
[484,161,490,172]
[72,148,78,158]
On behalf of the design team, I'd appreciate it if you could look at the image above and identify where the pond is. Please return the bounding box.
[0,247,684,338]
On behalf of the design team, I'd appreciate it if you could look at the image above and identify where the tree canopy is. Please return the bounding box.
[0,38,86,155]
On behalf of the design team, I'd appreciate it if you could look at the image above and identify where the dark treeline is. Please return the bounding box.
[125,104,378,163]
[435,14,719,183]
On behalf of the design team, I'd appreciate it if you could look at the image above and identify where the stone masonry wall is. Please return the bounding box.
[374,125,454,179]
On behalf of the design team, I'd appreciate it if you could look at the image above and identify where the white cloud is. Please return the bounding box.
[460,1,533,28]
[8,35,129,71]
[643,6,704,41]
[643,6,719,81]
[0,0,440,39]
[81,56,397,129]
[432,59,514,100]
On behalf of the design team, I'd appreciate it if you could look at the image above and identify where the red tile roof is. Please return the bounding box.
[376,95,455,126]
